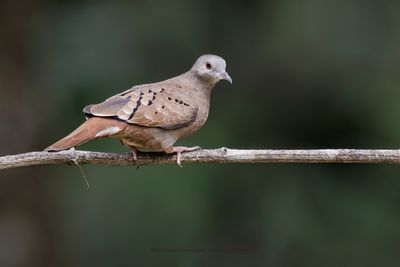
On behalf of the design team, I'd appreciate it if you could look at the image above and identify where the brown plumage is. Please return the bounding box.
[45,117,127,151]
[45,54,232,165]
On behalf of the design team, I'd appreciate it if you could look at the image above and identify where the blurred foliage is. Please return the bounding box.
[1,0,400,266]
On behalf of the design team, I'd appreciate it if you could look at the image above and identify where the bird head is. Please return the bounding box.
[190,54,232,85]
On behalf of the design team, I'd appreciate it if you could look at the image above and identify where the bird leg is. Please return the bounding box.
[164,146,201,167]
[120,140,138,161]
[129,146,138,161]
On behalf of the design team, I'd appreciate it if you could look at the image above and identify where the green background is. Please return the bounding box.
[1,0,400,266]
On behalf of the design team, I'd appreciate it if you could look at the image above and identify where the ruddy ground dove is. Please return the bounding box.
[45,54,232,165]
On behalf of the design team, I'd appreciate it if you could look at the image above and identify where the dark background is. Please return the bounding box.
[1,0,400,266]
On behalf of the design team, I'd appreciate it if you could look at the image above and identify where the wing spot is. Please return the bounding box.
[184,103,189,106]
[160,88,165,92]
[128,96,142,120]
[168,97,172,100]
[148,89,153,93]
[148,100,153,105]
[155,111,158,114]
[175,99,179,102]
[152,96,156,101]
[161,105,165,109]
[179,100,183,104]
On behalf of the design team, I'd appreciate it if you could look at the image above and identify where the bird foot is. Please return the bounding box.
[166,146,201,167]
[129,146,138,161]
[120,140,138,161]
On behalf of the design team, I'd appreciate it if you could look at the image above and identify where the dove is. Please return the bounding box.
[45,54,232,165]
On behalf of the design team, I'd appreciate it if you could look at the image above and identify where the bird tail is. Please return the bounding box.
[45,117,126,151]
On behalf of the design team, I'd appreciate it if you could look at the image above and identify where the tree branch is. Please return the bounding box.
[1,148,400,170]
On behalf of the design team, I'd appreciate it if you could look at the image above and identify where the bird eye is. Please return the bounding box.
[205,62,212,70]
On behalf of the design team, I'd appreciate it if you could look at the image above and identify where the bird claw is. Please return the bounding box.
[168,146,201,167]
[176,151,183,167]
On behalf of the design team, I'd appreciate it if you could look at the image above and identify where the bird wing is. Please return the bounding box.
[84,84,198,130]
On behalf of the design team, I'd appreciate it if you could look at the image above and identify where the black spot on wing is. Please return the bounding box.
[128,96,143,120]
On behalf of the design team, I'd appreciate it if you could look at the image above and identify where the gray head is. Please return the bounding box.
[190,54,232,84]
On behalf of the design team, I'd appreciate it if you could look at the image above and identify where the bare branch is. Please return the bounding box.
[1,148,400,170]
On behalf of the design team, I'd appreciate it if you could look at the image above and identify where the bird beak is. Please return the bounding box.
[221,71,232,84]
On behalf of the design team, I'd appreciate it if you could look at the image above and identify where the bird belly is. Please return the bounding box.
[119,125,178,152]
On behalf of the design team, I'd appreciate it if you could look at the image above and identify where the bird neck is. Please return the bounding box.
[181,71,216,93]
